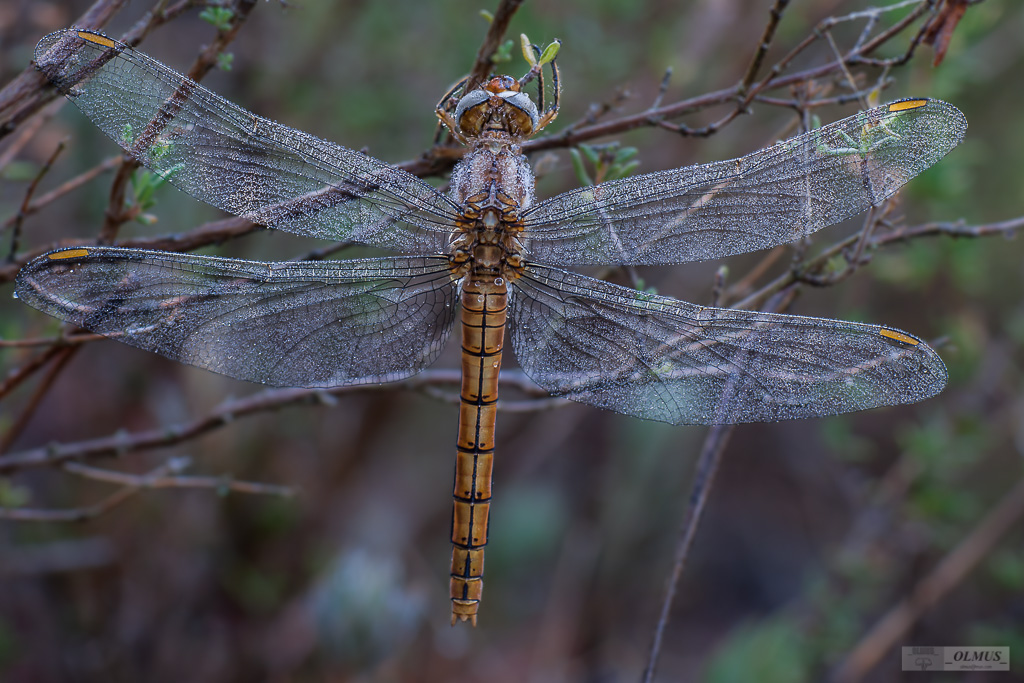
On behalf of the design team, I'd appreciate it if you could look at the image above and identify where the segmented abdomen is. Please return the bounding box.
[450,277,507,625]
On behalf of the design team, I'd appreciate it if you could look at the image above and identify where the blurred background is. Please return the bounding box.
[1,0,1022,681]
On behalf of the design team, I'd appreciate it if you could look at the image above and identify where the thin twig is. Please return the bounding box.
[641,423,735,683]
[0,0,131,141]
[723,247,784,303]
[0,457,294,522]
[0,1,954,279]
[850,0,939,67]
[0,369,545,472]
[822,25,868,108]
[796,204,884,288]
[534,0,939,147]
[95,0,260,244]
[3,207,1020,468]
[739,0,791,94]
[63,459,295,497]
[0,345,78,454]
[8,139,66,260]
[1,155,122,234]
[467,0,527,92]
[0,331,105,349]
[733,215,1024,312]
[0,343,70,401]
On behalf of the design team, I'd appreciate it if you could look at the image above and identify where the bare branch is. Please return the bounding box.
[0,345,77,454]
[642,423,734,683]
[96,0,260,244]
[1,155,121,234]
[731,214,1024,312]
[467,0,526,91]
[63,458,295,497]
[0,369,546,472]
[0,456,294,522]
[0,0,131,141]
[7,139,67,260]
[0,342,71,401]
[643,283,805,678]
[738,0,791,94]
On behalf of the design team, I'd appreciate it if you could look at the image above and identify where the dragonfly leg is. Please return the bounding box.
[435,76,470,145]
[520,43,560,133]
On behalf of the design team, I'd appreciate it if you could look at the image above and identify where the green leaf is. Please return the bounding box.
[538,39,561,65]
[120,122,134,147]
[520,34,536,66]
[0,478,31,508]
[606,160,640,181]
[1,160,40,182]
[613,146,638,164]
[199,7,234,32]
[705,617,808,683]
[988,550,1024,590]
[493,40,514,64]
[569,148,593,187]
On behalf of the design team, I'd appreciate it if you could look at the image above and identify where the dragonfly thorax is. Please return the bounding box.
[447,141,533,280]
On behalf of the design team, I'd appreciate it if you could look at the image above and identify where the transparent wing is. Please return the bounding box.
[34,29,459,255]
[521,99,966,265]
[509,264,947,425]
[16,247,457,388]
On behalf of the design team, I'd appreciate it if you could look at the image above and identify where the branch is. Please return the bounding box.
[1,155,121,235]
[0,369,548,472]
[730,214,1024,312]
[0,0,131,141]
[0,456,294,522]
[642,423,735,683]
[0,345,77,454]
[642,285,804,680]
[0,0,957,284]
[7,138,66,259]
[467,0,526,91]
[96,0,260,243]
[532,0,940,147]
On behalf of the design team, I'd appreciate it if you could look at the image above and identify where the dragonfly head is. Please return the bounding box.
[454,75,540,140]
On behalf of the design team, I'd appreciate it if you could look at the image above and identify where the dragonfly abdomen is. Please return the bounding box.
[450,277,507,625]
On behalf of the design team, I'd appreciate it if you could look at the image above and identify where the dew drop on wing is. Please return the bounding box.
[11,292,18,300]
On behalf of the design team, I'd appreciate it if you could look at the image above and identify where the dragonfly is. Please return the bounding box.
[18,28,966,625]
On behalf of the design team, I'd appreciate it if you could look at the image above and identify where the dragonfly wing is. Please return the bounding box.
[509,264,947,425]
[34,30,458,255]
[522,100,966,265]
[16,247,457,388]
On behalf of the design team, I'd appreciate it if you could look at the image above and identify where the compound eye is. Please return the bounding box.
[454,89,491,135]
[499,91,540,133]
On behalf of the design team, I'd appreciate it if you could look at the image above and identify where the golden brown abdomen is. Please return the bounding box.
[450,277,507,625]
